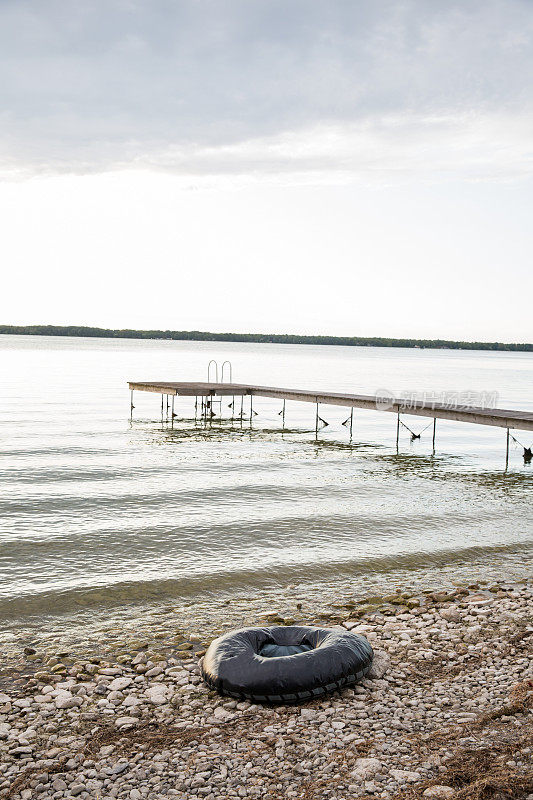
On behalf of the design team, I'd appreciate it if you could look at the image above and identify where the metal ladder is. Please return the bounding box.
[203,360,234,419]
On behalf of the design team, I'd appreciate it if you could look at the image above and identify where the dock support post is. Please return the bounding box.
[315,401,319,438]
[432,418,436,452]
[250,395,253,425]
[349,407,353,440]
[282,399,286,429]
[194,396,197,423]
[505,427,510,469]
[161,394,164,423]
[396,412,400,450]
[130,390,134,421]
[171,395,175,428]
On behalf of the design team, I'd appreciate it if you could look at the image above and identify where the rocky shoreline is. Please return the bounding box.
[1,580,531,800]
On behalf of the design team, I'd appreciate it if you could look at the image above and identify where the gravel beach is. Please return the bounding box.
[1,580,531,800]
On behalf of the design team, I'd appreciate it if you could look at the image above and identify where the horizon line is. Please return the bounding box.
[0,324,531,353]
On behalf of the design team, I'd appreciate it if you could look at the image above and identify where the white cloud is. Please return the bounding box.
[1,0,532,180]
[4,111,531,186]
[138,112,533,185]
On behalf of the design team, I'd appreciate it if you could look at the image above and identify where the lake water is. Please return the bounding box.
[0,334,532,652]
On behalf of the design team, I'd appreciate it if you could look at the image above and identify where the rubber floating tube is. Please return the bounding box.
[201,625,374,704]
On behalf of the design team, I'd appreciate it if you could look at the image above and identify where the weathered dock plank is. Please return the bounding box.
[128,381,533,431]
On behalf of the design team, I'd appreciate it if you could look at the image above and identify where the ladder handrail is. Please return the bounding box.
[221,360,233,383]
[207,360,219,383]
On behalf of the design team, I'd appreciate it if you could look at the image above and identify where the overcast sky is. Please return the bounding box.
[1,0,532,340]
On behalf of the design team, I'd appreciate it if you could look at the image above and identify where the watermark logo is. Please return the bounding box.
[374,389,396,411]
[374,388,499,412]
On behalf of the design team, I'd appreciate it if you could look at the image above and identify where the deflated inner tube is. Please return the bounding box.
[201,625,374,704]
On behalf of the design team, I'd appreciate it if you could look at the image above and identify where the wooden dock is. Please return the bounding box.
[128,381,533,432]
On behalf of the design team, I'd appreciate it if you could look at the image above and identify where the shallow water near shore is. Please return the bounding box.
[0,334,532,654]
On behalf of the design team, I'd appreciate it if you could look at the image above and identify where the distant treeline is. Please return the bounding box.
[0,324,531,352]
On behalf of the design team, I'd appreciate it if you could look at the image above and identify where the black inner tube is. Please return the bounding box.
[201,625,374,704]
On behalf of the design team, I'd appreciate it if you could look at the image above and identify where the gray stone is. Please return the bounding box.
[10,746,33,756]
[352,757,382,779]
[423,787,456,799]
[391,768,421,782]
[55,692,83,709]
[111,761,130,774]
[213,706,233,721]
[114,716,139,727]
[367,650,391,680]
[441,607,461,623]
[108,676,133,692]
[145,666,164,677]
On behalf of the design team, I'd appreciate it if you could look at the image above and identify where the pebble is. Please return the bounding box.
[0,580,531,800]
[108,676,133,691]
[423,787,456,799]
[366,650,391,680]
[55,692,83,709]
[391,768,422,782]
[213,706,233,720]
[440,607,461,623]
[114,715,139,727]
[352,757,382,779]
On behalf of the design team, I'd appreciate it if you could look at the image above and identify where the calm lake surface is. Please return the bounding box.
[1,335,532,651]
